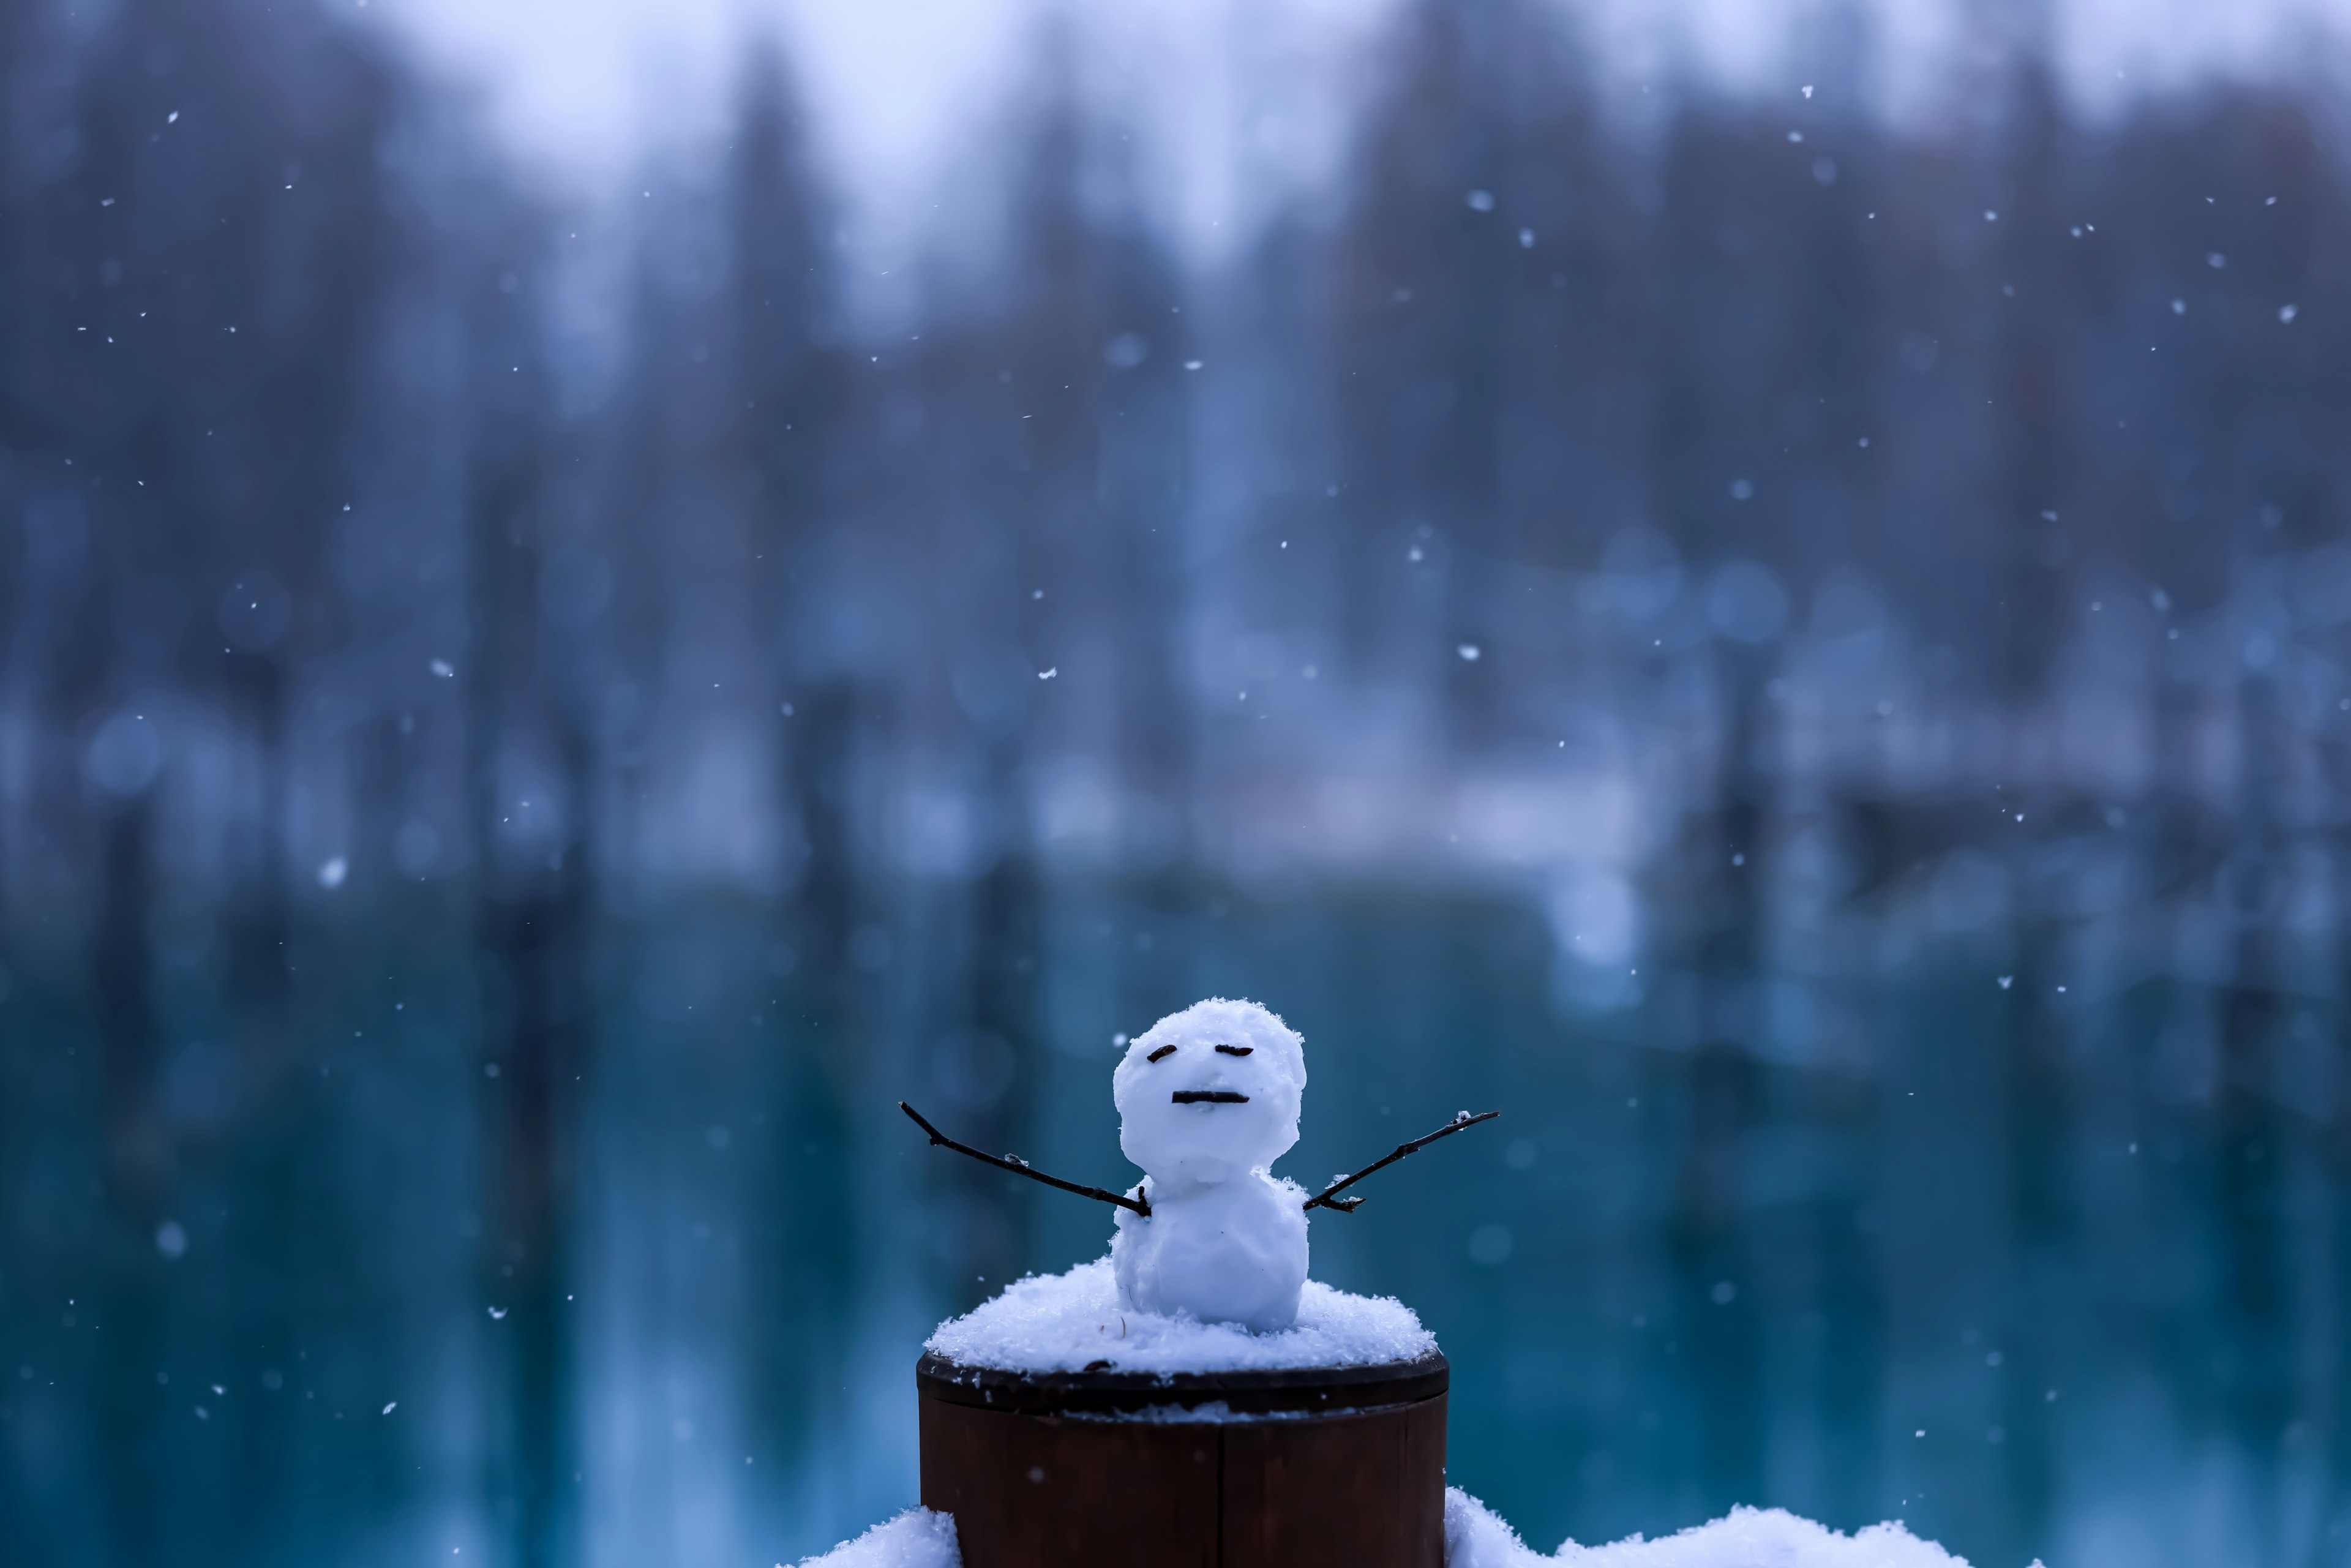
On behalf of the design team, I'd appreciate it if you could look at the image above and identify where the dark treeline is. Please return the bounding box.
[4,0,2350,1564]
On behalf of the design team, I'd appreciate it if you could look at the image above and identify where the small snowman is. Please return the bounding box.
[901,996,1494,1335]
[1108,998,1310,1332]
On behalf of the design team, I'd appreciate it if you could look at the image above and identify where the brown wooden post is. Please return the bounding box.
[918,1351,1448,1567]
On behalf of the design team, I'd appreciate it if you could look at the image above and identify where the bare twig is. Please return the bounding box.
[1303,1109,1501,1214]
[899,1101,1150,1217]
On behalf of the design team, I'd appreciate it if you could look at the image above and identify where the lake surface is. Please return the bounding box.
[6,872,2340,1568]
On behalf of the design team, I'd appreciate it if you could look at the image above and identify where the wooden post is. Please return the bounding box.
[918,1351,1449,1567]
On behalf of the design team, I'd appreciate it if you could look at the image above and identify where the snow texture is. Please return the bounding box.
[1444,1489,1978,1568]
[1109,997,1312,1331]
[792,1507,960,1568]
[926,1256,1434,1375]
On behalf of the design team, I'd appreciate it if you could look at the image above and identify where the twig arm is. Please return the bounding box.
[1303,1109,1501,1214]
[899,1101,1150,1217]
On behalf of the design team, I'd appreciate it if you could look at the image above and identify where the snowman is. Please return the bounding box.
[1108,997,1310,1332]
[900,997,1494,1335]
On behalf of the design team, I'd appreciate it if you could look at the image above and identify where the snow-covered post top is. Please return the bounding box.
[907,1000,1461,1566]
[1108,999,1313,1334]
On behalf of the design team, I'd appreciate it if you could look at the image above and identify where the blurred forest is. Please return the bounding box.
[4,0,2351,1565]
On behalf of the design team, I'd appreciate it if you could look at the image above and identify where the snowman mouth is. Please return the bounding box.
[1171,1090,1250,1105]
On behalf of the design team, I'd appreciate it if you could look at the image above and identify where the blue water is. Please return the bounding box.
[2,876,2342,1566]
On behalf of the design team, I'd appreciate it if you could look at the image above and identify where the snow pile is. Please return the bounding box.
[926,1256,1434,1374]
[795,1495,1973,1568]
[785,1495,1965,1568]
[792,1508,959,1567]
[1445,1490,1977,1567]
[1111,997,1312,1331]
[796,1492,1972,1567]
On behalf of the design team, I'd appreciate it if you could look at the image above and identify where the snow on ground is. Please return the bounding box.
[792,1507,960,1567]
[924,1256,1435,1374]
[1445,1489,1982,1567]
[795,1495,1978,1567]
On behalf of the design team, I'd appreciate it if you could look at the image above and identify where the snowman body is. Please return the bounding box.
[1113,1171,1308,1334]
[1108,998,1312,1332]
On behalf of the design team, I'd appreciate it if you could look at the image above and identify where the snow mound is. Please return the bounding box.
[1445,1489,1975,1567]
[793,1507,959,1567]
[926,1256,1435,1374]
[793,1488,1972,1567]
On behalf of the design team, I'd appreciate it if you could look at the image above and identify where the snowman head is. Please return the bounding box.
[1114,998,1307,1187]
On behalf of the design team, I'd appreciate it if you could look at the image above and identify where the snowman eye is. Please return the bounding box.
[1146,1045,1177,1063]
[1214,1044,1253,1056]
